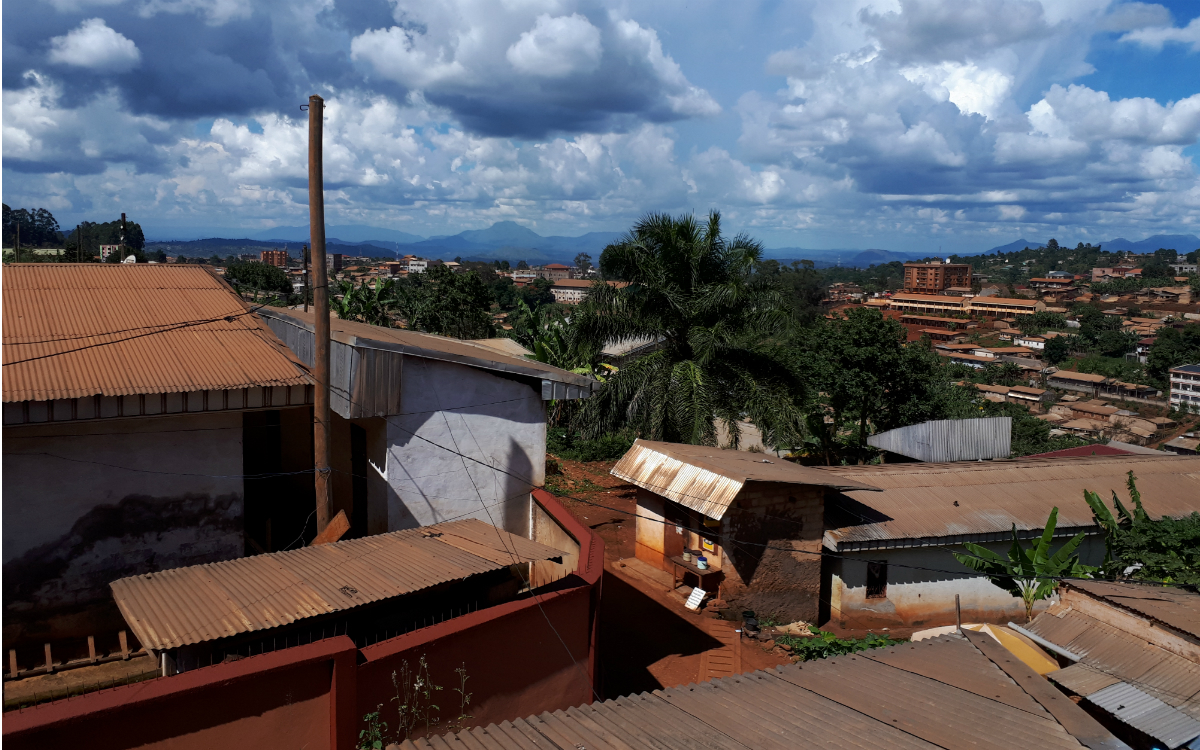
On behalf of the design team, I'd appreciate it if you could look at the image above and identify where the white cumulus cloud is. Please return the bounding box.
[1120,16,1200,52]
[48,18,141,73]
[507,14,602,78]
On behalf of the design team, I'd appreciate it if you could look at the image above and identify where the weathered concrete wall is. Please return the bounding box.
[719,482,824,624]
[386,357,545,536]
[633,489,666,570]
[633,483,824,624]
[2,413,244,650]
[530,494,580,588]
[826,536,1106,629]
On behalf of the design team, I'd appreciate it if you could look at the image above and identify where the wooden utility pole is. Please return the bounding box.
[309,94,333,534]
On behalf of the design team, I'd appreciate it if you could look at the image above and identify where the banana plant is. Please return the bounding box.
[953,507,1095,622]
[1083,470,1149,575]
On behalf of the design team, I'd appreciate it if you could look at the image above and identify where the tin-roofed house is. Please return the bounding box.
[259,308,596,540]
[817,455,1200,630]
[610,440,879,623]
[2,264,315,662]
[1024,580,1200,750]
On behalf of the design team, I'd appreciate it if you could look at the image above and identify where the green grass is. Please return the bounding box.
[774,626,905,661]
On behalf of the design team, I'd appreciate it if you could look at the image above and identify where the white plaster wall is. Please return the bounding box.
[386,357,546,536]
[828,536,1105,629]
[3,412,244,642]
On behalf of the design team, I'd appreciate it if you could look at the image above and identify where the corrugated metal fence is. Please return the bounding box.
[867,417,1012,462]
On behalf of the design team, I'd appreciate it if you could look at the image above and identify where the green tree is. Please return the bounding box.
[519,277,556,309]
[798,310,973,457]
[1096,329,1137,358]
[953,507,1094,622]
[574,252,593,277]
[1085,471,1200,586]
[332,278,399,326]
[1044,335,1070,366]
[575,211,802,446]
[1018,311,1066,336]
[1146,323,1200,383]
[225,261,292,298]
[754,259,825,324]
[400,265,493,339]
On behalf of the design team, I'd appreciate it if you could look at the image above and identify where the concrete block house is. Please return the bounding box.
[610,440,878,623]
[816,454,1200,629]
[2,264,315,662]
[259,308,596,539]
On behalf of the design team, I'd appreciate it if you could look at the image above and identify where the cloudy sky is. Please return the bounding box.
[3,0,1200,250]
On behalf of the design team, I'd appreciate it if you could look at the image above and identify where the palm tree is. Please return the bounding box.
[572,211,802,446]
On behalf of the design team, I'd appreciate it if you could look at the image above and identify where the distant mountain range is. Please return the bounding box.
[149,223,1200,268]
[975,234,1200,256]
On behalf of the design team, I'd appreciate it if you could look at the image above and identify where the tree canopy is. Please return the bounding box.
[3,205,63,250]
[578,211,803,446]
[399,265,494,339]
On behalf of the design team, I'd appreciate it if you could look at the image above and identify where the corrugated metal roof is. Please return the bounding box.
[1065,581,1200,640]
[2,264,312,402]
[611,439,881,521]
[1050,663,1124,697]
[261,308,594,388]
[466,337,535,358]
[401,634,1118,750]
[1027,606,1200,722]
[821,455,1200,549]
[1086,682,1200,749]
[110,518,568,651]
[866,417,1012,462]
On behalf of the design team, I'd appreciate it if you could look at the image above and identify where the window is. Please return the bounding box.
[866,562,888,599]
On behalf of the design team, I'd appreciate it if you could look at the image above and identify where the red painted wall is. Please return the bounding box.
[3,490,602,750]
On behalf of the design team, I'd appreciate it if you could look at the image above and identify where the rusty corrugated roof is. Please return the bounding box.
[821,455,1200,549]
[401,634,1119,750]
[611,439,881,521]
[2,264,311,402]
[110,518,568,651]
[1064,580,1200,640]
[1029,603,1200,722]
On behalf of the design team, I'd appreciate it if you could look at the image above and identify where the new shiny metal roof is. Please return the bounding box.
[3,264,312,402]
[401,634,1122,750]
[111,519,568,651]
[611,439,881,521]
[821,455,1200,550]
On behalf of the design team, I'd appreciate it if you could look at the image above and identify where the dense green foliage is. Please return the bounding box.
[775,627,904,661]
[1147,323,1200,384]
[577,211,803,445]
[399,265,494,339]
[1018,311,1067,335]
[1085,472,1200,586]
[953,507,1095,622]
[1044,336,1070,365]
[754,259,825,324]
[3,204,63,250]
[226,261,292,296]
[547,427,636,462]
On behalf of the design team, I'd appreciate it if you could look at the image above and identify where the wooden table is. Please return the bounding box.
[668,555,724,601]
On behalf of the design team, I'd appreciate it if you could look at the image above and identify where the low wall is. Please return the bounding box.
[3,490,602,750]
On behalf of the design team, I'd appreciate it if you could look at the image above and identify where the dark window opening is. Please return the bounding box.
[866,561,888,599]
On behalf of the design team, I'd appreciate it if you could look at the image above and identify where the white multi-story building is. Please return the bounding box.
[1169,364,1200,410]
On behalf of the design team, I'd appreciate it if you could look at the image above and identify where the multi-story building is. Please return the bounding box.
[1170,261,1197,275]
[260,249,289,268]
[550,278,626,305]
[535,263,572,281]
[903,261,971,294]
[99,244,121,261]
[1169,364,1200,410]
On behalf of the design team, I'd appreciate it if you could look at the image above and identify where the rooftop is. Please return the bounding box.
[2,264,312,403]
[402,632,1125,750]
[111,518,568,651]
[260,308,594,389]
[820,454,1200,550]
[1171,364,1200,375]
[969,296,1043,307]
[611,439,880,521]
[1049,371,1110,383]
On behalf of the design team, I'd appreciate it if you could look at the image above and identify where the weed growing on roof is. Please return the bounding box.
[775,626,904,661]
